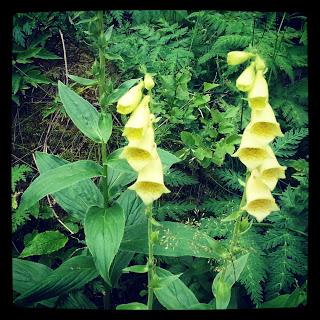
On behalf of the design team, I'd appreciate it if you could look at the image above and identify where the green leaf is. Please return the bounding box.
[35,48,62,60]
[35,152,103,222]
[120,221,226,259]
[157,148,181,172]
[15,47,42,62]
[154,267,199,310]
[18,160,103,214]
[84,204,125,286]
[123,264,148,273]
[103,78,141,106]
[104,52,124,62]
[97,112,112,143]
[106,148,137,174]
[67,74,98,86]
[187,303,214,310]
[212,253,249,309]
[221,210,242,222]
[14,256,98,305]
[104,25,114,42]
[116,302,148,310]
[13,258,53,294]
[12,72,22,95]
[58,80,102,143]
[203,82,220,92]
[181,131,195,147]
[57,290,97,309]
[19,231,68,258]
[116,189,146,226]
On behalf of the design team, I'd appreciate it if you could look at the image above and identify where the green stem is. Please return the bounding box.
[268,12,286,84]
[101,142,108,206]
[96,11,108,207]
[146,205,154,310]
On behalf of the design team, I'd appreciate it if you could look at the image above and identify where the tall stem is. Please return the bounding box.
[97,10,108,207]
[146,205,154,310]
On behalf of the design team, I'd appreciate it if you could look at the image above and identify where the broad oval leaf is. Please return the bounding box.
[14,256,99,305]
[116,302,148,310]
[122,264,148,274]
[35,151,104,222]
[84,204,125,286]
[19,231,68,258]
[212,253,249,309]
[58,81,101,142]
[18,160,103,214]
[97,112,113,143]
[120,221,226,259]
[154,267,199,310]
[13,258,53,294]
[67,74,98,86]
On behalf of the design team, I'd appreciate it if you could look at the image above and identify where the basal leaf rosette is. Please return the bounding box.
[242,169,279,222]
[227,51,255,66]
[116,81,144,115]
[128,148,170,205]
[231,127,273,170]
[248,70,269,110]
[246,103,284,145]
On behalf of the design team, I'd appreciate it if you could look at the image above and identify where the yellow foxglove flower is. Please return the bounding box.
[248,70,269,110]
[123,95,151,141]
[232,127,273,170]
[247,103,284,145]
[242,170,279,222]
[254,54,266,72]
[128,150,170,205]
[236,62,256,92]
[144,73,155,91]
[121,125,155,171]
[116,81,144,115]
[227,51,255,66]
[258,152,286,191]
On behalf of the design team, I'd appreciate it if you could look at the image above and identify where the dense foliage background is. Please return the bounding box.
[12,10,308,309]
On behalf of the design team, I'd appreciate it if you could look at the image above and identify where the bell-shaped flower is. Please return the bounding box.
[257,152,286,191]
[246,103,284,145]
[116,81,144,115]
[121,125,156,171]
[254,54,266,72]
[144,73,155,91]
[231,127,273,170]
[123,95,151,141]
[248,70,269,110]
[128,149,170,205]
[236,62,256,92]
[227,51,255,66]
[241,170,279,222]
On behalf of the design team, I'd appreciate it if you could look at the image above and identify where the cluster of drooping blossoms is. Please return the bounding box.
[227,51,286,222]
[116,75,170,205]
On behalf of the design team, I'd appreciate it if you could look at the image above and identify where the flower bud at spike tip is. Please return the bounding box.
[231,127,273,171]
[246,103,284,145]
[116,81,144,115]
[248,70,269,110]
[227,51,255,66]
[128,149,170,205]
[144,74,155,91]
[242,170,279,222]
[236,62,256,92]
[123,95,151,141]
[254,54,266,72]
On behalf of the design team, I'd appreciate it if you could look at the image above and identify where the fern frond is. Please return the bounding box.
[164,169,198,187]
[272,127,308,158]
[11,164,32,192]
[201,196,240,216]
[213,168,244,192]
[155,201,195,221]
